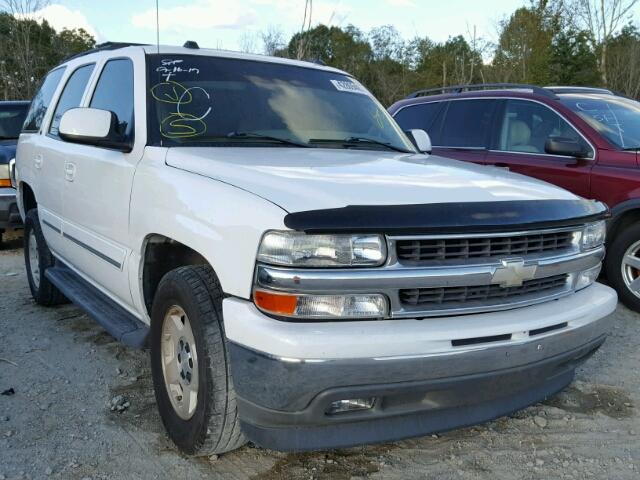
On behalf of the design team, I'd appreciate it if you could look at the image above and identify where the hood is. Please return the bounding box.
[0,142,16,165]
[165,147,577,213]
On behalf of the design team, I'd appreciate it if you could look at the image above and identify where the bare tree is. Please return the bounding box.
[259,25,286,56]
[570,0,639,84]
[296,0,313,59]
[238,31,258,54]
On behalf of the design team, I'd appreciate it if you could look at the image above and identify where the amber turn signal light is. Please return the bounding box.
[0,179,11,188]
[254,290,298,316]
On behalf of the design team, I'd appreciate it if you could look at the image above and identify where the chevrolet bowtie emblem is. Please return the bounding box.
[492,258,537,287]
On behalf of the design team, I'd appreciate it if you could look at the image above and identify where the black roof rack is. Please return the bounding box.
[405,83,556,99]
[544,86,614,95]
[63,42,149,62]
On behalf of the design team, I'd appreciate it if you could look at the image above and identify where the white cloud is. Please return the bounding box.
[386,0,416,6]
[24,4,100,39]
[132,0,258,33]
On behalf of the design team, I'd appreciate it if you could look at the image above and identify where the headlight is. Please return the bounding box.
[254,290,388,319]
[257,231,387,267]
[582,221,606,250]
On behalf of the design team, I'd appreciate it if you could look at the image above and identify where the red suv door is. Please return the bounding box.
[486,98,595,198]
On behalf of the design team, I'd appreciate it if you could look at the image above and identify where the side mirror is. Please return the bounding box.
[545,137,589,159]
[59,108,132,152]
[405,129,432,154]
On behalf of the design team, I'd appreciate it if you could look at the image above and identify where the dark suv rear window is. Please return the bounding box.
[394,102,445,137]
[0,103,29,140]
[438,99,498,148]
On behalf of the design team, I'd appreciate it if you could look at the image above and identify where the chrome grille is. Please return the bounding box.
[399,274,569,308]
[396,231,576,263]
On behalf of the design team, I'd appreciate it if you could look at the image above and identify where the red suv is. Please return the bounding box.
[389,84,640,311]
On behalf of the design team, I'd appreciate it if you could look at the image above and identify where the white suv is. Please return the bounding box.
[15,42,616,454]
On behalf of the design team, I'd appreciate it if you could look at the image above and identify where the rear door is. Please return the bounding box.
[487,99,595,198]
[25,64,94,255]
[429,99,499,165]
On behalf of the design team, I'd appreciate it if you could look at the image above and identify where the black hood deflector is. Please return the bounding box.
[284,200,608,235]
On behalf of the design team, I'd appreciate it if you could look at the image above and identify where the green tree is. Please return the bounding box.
[605,24,640,97]
[491,6,560,84]
[548,29,601,85]
[0,12,95,100]
[285,24,373,81]
[415,35,483,88]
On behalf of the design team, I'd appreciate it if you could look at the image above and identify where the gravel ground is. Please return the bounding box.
[1,229,639,480]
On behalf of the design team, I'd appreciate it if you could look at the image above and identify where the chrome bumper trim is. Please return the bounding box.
[255,247,604,318]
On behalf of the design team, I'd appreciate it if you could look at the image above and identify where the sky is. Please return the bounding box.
[25,0,640,52]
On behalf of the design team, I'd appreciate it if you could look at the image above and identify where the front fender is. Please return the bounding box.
[129,149,288,307]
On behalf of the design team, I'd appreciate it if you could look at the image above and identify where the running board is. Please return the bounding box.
[45,264,149,348]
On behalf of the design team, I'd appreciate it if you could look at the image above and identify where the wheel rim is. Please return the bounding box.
[621,239,640,300]
[28,230,40,290]
[160,305,199,420]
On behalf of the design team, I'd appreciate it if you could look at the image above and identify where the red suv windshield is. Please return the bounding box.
[559,94,640,150]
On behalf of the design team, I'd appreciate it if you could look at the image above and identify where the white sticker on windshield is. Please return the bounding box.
[330,79,368,95]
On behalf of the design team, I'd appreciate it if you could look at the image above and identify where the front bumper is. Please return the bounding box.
[224,283,617,451]
[0,187,20,230]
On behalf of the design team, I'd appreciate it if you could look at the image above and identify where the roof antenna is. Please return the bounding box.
[155,0,160,54]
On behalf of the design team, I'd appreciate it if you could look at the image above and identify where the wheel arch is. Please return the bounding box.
[608,200,640,241]
[140,233,212,317]
[19,181,37,218]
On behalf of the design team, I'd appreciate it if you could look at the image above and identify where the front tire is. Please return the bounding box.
[150,265,246,455]
[23,209,67,306]
[606,221,640,312]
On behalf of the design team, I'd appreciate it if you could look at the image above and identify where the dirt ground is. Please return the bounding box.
[0,229,639,480]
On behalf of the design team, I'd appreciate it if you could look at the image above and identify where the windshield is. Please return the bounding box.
[559,94,640,150]
[146,54,414,152]
[0,103,28,140]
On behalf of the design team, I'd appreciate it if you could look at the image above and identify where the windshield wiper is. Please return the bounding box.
[309,136,413,153]
[623,146,640,151]
[0,135,17,140]
[225,131,311,148]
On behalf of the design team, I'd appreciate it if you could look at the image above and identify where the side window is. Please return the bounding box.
[49,63,95,137]
[394,102,444,138]
[90,59,135,140]
[22,67,66,133]
[438,99,498,148]
[496,99,592,157]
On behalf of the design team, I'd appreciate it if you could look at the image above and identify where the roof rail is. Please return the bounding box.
[544,86,614,95]
[405,83,556,99]
[63,42,149,62]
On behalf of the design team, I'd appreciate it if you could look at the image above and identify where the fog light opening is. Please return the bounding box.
[326,397,376,415]
[575,264,602,291]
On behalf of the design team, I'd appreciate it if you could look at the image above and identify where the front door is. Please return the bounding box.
[487,99,595,198]
[61,56,142,309]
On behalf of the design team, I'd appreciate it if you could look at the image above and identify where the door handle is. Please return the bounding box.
[34,154,43,170]
[64,162,76,182]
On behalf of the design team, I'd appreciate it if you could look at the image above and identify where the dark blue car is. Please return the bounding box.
[0,100,30,245]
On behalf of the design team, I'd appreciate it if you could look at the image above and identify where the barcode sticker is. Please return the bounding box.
[330,79,368,95]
